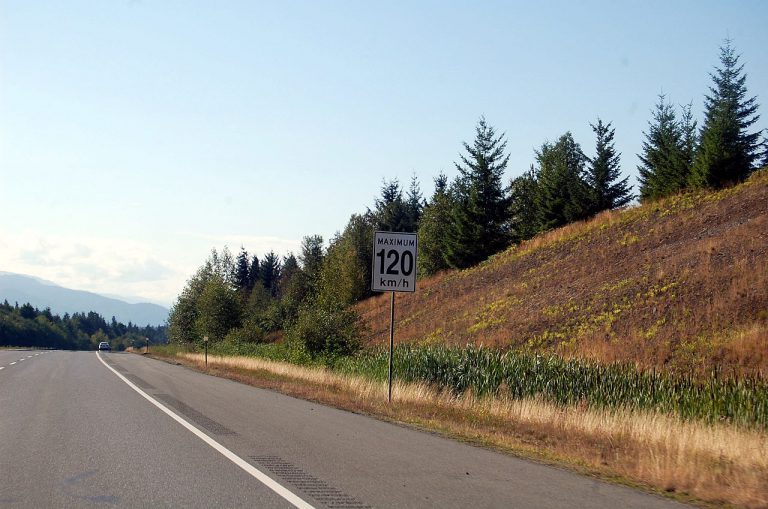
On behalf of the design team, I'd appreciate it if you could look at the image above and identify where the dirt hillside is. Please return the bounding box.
[356,170,768,376]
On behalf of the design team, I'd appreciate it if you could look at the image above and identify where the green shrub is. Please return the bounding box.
[287,302,362,358]
[223,317,266,344]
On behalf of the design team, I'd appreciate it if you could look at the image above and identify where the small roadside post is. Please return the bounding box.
[204,336,209,367]
[145,337,149,354]
[371,231,417,403]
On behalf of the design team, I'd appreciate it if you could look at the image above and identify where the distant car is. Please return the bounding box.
[98,341,111,351]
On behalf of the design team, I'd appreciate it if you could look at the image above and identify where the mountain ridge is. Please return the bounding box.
[0,272,169,326]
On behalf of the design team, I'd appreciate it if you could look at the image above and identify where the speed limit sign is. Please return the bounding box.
[371,231,417,293]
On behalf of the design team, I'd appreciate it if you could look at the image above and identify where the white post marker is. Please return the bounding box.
[371,231,417,403]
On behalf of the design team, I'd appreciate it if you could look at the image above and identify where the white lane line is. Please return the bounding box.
[0,367,4,370]
[10,362,16,365]
[18,359,24,362]
[27,355,33,358]
[96,352,315,509]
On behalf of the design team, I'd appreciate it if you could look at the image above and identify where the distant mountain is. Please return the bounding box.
[0,272,169,326]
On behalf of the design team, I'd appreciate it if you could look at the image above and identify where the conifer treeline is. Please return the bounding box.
[0,300,167,350]
[168,41,764,357]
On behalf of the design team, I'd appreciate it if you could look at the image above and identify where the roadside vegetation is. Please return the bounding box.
[157,41,768,507]
[0,300,166,350]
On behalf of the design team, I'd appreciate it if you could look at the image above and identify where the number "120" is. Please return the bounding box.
[375,249,414,276]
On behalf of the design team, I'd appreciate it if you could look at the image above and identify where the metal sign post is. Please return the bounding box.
[388,292,395,403]
[372,231,417,403]
[204,336,209,367]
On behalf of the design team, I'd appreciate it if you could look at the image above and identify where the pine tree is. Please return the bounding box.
[691,40,761,188]
[637,95,689,200]
[417,173,454,276]
[277,253,299,298]
[508,166,540,243]
[233,247,251,293]
[760,134,768,168]
[445,117,511,269]
[679,103,698,174]
[248,255,260,290]
[374,179,410,232]
[535,132,592,230]
[260,251,282,297]
[404,174,424,232]
[586,119,633,213]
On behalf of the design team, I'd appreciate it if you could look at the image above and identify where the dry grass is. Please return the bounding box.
[174,351,768,508]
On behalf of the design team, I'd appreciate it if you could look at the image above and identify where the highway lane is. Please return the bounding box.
[0,350,293,508]
[1,351,691,508]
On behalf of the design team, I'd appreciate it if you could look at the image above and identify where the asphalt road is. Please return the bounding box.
[0,350,691,508]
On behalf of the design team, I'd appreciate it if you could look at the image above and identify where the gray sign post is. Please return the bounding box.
[371,231,417,403]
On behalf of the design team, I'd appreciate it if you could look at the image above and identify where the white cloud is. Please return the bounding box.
[0,230,188,306]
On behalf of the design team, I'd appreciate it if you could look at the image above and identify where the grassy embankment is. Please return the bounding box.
[152,169,768,508]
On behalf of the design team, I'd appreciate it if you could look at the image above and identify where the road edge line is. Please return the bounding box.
[96,352,315,509]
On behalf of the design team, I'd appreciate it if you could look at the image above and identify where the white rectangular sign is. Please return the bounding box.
[371,231,418,293]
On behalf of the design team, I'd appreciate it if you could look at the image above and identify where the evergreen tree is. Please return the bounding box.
[679,103,699,174]
[19,303,36,320]
[445,117,511,268]
[637,95,689,200]
[586,119,633,213]
[260,251,282,297]
[374,179,410,232]
[691,40,761,188]
[298,234,324,294]
[233,247,251,294]
[760,134,768,168]
[280,238,322,325]
[535,132,592,230]
[248,255,260,290]
[277,253,299,298]
[417,173,454,276]
[508,166,540,243]
[404,174,424,232]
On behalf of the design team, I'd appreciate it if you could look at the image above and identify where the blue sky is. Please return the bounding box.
[1,1,766,305]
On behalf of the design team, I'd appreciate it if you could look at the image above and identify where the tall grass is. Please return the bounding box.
[335,344,768,428]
